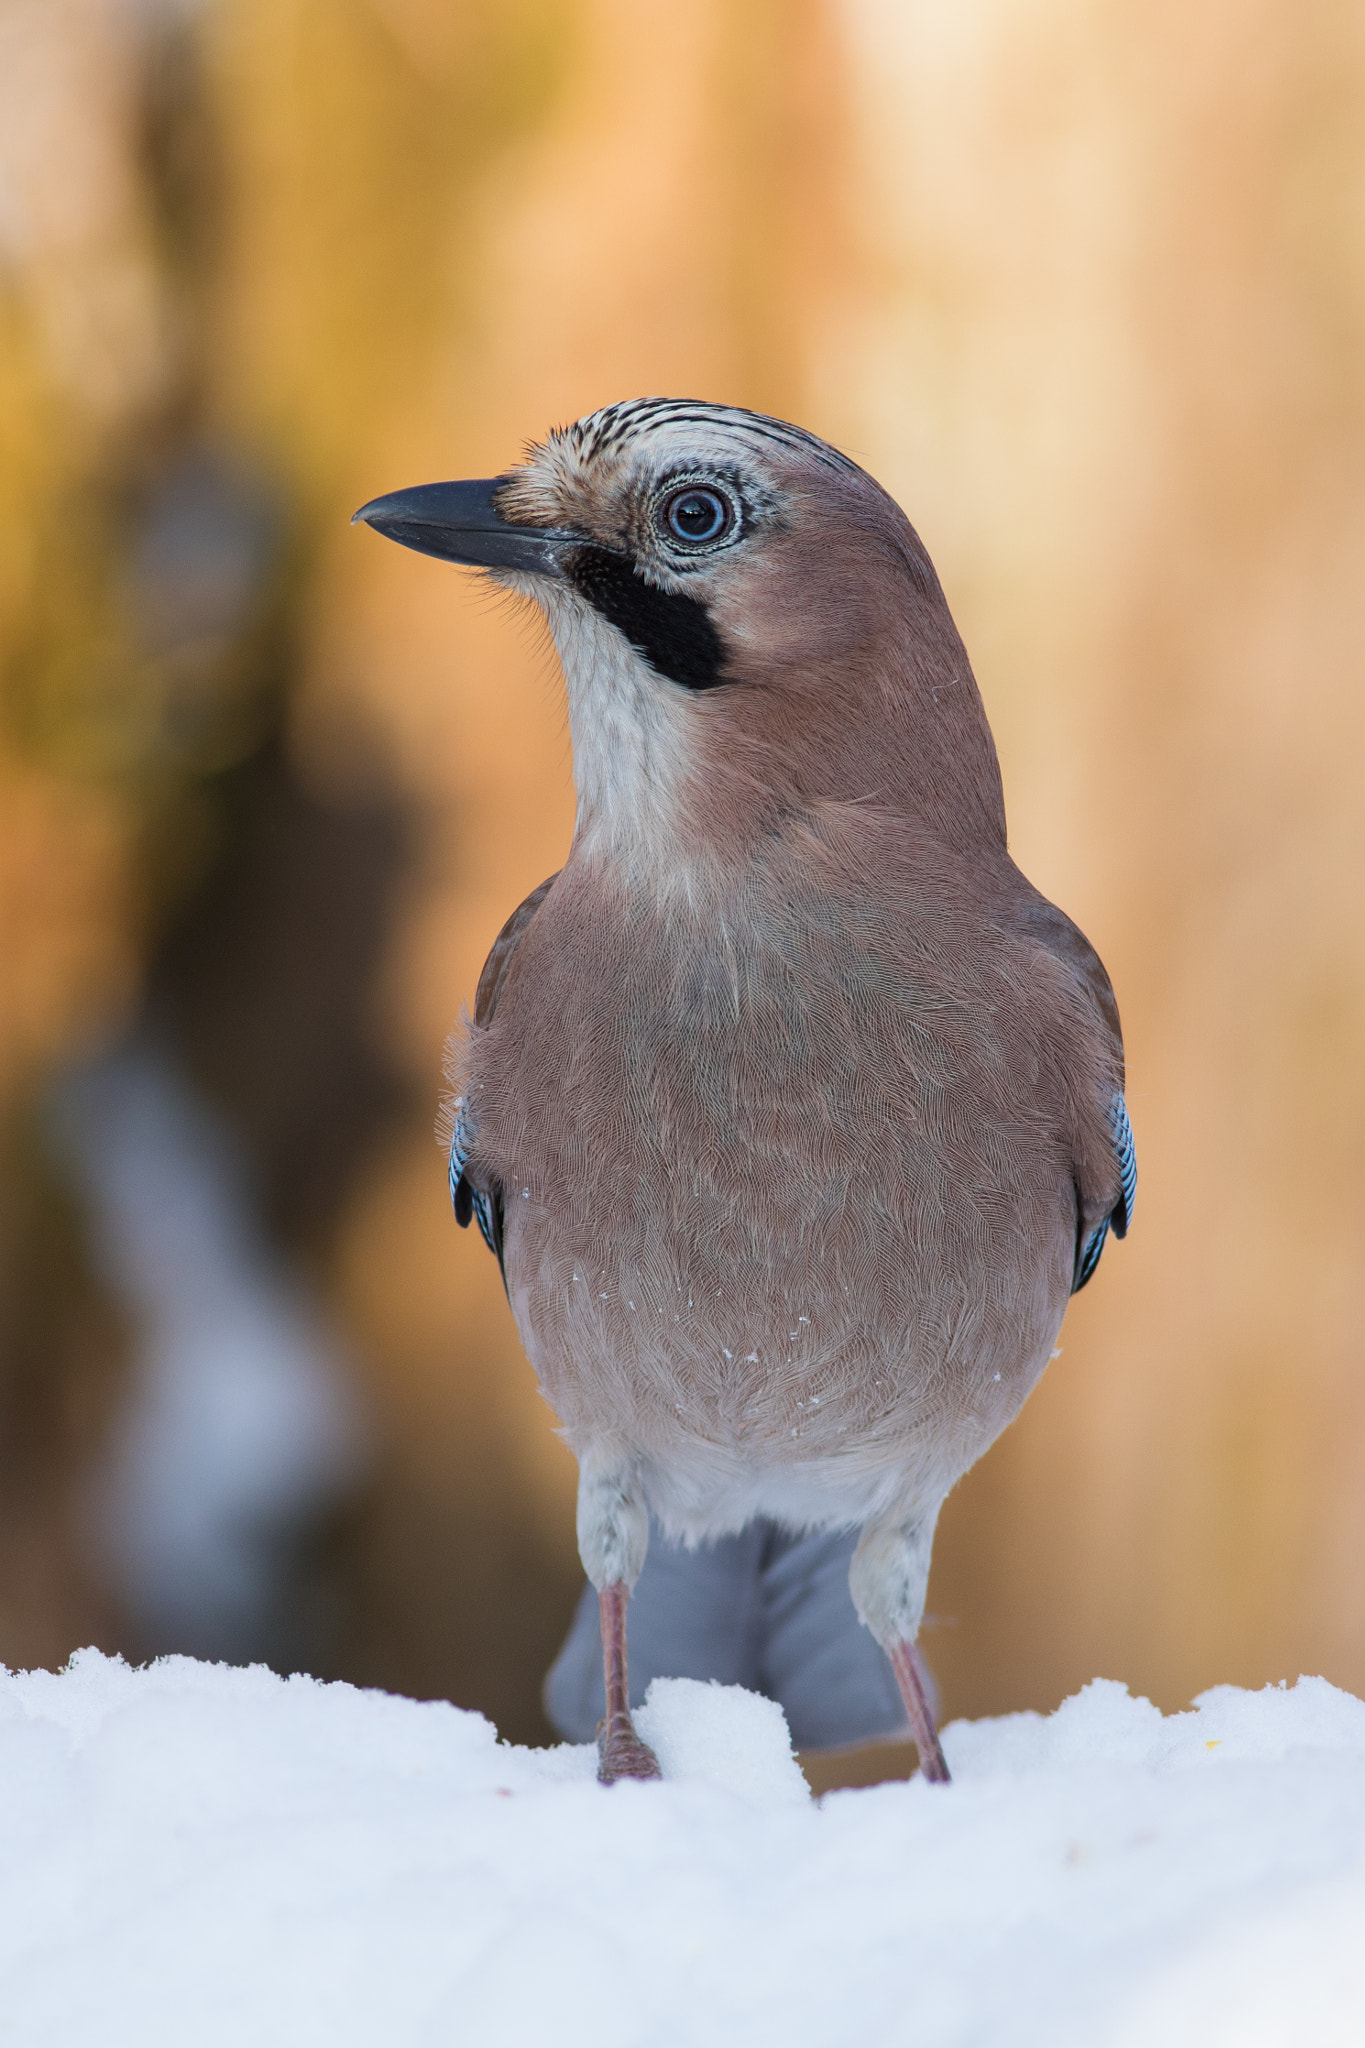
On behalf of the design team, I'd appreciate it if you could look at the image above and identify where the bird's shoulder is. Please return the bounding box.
[448,869,560,1276]
[1011,881,1124,1079]
[1005,875,1135,1290]
[473,870,562,1027]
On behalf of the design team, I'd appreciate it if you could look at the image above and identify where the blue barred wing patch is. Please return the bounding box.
[447,1105,468,1213]
[1073,1090,1136,1292]
[1075,1216,1110,1291]
[1109,1092,1137,1237]
[469,1189,497,1254]
[448,1095,497,1255]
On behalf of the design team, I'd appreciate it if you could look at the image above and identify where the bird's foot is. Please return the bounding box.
[914,1728,951,1784]
[596,1711,662,1785]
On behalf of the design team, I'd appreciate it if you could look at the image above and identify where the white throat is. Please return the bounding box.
[541,588,695,861]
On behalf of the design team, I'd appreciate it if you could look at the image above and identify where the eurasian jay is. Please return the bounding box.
[354,399,1135,1784]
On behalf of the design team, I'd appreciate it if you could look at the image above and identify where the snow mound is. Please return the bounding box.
[634,1674,809,1807]
[3,1649,1364,2046]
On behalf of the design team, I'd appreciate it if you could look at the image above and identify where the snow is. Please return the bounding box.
[3,1652,1364,2046]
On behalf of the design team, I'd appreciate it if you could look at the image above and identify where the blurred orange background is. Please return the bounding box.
[1,0,1362,1748]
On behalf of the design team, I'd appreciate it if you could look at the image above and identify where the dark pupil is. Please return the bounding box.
[668,489,726,542]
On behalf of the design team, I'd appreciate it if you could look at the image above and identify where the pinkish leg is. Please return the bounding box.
[889,1638,951,1783]
[596,1581,661,1785]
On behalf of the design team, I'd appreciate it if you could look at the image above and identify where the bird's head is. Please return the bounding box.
[355,399,1005,861]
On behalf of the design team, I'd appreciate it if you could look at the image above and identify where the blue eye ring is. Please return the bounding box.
[661,484,736,548]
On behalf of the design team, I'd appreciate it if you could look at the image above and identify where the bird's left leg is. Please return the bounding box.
[576,1458,661,1784]
[849,1511,951,1784]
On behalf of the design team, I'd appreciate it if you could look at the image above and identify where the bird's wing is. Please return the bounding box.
[1070,1093,1137,1291]
[449,872,561,1268]
[1019,892,1136,1292]
[472,871,561,1029]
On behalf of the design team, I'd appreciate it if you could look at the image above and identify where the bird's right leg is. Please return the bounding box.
[849,1512,951,1784]
[576,1459,661,1784]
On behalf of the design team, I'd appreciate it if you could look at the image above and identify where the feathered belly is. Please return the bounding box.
[504,1178,1069,1538]
[478,881,1078,1530]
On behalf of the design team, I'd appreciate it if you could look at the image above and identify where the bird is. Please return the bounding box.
[353,398,1135,1785]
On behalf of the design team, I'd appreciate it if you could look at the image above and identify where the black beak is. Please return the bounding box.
[351,477,573,576]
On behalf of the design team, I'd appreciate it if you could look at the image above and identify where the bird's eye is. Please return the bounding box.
[662,486,734,547]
